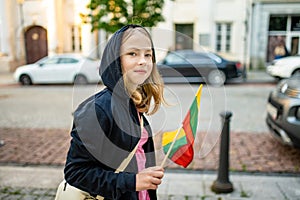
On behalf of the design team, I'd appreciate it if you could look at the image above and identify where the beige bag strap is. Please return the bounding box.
[115,117,143,173]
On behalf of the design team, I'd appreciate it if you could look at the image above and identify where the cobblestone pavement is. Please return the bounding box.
[0,127,300,199]
[0,186,209,200]
[0,186,220,200]
[0,186,56,200]
[1,127,300,173]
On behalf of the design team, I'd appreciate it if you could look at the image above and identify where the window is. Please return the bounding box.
[59,58,78,64]
[269,16,287,31]
[267,15,300,61]
[225,24,231,51]
[216,23,232,52]
[41,57,59,65]
[291,16,300,31]
[186,53,212,65]
[216,24,222,51]
[71,25,82,52]
[175,24,194,50]
[199,34,210,46]
[165,53,187,64]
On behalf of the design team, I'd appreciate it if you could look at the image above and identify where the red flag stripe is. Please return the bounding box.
[170,144,194,168]
[182,111,194,144]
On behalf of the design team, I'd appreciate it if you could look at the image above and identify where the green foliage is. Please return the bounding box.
[239,184,251,198]
[83,0,165,33]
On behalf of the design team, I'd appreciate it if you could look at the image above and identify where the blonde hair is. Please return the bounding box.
[122,27,165,115]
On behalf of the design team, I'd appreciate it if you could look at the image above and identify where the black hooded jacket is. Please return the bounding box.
[64,25,157,200]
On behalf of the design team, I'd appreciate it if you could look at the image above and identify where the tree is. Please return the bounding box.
[82,0,165,33]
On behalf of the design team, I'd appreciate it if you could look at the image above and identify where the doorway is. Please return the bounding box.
[24,26,48,64]
[175,24,194,50]
[291,36,299,56]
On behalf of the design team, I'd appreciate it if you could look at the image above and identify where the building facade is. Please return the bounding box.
[154,0,249,66]
[0,0,299,72]
[0,0,98,71]
[251,0,300,69]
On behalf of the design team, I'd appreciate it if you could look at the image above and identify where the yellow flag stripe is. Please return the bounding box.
[162,128,186,146]
[196,85,202,108]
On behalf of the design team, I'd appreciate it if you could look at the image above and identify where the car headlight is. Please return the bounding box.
[280,82,288,94]
[277,80,288,94]
[277,79,300,98]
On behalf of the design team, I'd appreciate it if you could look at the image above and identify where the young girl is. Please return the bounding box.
[63,24,165,199]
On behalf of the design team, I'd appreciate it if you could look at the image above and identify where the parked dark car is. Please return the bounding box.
[266,75,300,148]
[157,50,242,86]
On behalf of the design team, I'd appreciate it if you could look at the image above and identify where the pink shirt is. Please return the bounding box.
[136,126,150,200]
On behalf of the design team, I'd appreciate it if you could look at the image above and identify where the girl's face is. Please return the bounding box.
[120,29,153,88]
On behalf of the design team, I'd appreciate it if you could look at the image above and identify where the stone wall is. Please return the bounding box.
[0,56,25,72]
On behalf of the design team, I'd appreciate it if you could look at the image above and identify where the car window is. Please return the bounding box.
[186,54,202,61]
[186,53,213,64]
[40,57,60,65]
[165,53,188,64]
[207,53,222,63]
[59,58,79,64]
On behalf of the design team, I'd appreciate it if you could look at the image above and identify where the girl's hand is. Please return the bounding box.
[136,166,164,191]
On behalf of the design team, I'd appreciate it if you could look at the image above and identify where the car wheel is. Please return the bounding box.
[207,69,226,86]
[74,74,88,85]
[20,75,32,85]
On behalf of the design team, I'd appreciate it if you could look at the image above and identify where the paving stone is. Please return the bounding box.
[36,196,54,200]
[0,186,57,200]
[21,195,38,200]
[2,194,22,200]
[30,188,48,196]
[0,193,8,198]
[44,188,57,196]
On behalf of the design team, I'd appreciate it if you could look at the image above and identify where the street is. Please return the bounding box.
[1,80,300,200]
[0,83,274,134]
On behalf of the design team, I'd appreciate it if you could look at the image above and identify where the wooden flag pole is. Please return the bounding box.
[160,84,203,167]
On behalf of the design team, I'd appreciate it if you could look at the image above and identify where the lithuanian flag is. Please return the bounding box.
[161,85,203,168]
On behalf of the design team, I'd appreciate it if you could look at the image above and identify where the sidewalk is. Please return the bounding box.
[0,72,15,85]
[0,165,299,200]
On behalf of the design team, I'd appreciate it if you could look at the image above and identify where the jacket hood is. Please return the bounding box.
[99,24,146,94]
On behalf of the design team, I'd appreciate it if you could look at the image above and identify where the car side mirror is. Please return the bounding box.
[38,63,44,67]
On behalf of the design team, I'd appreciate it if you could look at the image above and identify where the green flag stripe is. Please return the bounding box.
[189,98,199,136]
[163,133,188,158]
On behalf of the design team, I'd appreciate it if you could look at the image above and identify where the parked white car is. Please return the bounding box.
[14,54,101,85]
[266,55,300,80]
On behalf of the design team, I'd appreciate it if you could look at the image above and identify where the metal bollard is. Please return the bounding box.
[0,140,4,147]
[211,111,234,193]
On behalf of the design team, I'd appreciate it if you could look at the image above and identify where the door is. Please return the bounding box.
[159,52,191,77]
[25,26,48,64]
[32,57,60,83]
[291,36,299,56]
[55,57,80,82]
[175,24,193,50]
